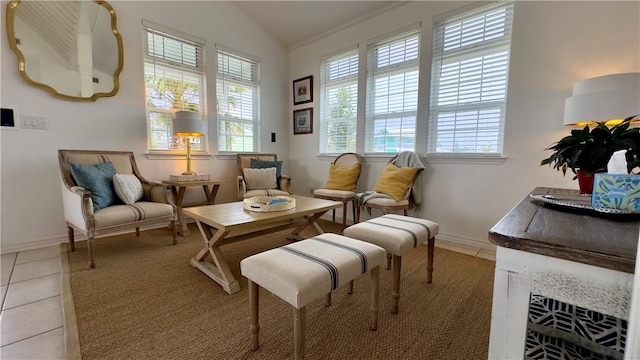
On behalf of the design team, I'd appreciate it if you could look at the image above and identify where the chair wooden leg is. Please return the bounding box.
[403,209,408,216]
[67,226,75,252]
[135,227,140,237]
[386,253,392,270]
[351,200,357,224]
[249,280,260,351]
[170,220,178,245]
[370,266,380,330]
[332,209,336,222]
[294,307,306,360]
[324,293,331,306]
[88,237,96,269]
[427,237,435,284]
[391,255,402,314]
[348,280,354,294]
[341,201,348,230]
[356,206,361,223]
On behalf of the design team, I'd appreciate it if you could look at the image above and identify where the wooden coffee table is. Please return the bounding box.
[183,195,342,294]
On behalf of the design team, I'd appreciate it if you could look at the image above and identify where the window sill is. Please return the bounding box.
[425,154,506,165]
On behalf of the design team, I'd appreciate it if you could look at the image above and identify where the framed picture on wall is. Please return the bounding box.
[293,108,313,135]
[293,75,313,105]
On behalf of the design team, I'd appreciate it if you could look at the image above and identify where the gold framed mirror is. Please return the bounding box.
[5,0,124,102]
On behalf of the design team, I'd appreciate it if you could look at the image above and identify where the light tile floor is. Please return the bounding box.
[1,246,65,359]
[0,240,495,359]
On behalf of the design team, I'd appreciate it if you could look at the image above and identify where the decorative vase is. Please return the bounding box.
[577,169,606,194]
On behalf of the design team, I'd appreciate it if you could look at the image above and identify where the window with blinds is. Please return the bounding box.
[216,46,260,153]
[143,22,206,152]
[428,2,513,155]
[319,48,359,154]
[365,27,420,154]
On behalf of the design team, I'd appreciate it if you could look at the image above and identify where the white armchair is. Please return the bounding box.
[236,153,292,200]
[58,150,177,268]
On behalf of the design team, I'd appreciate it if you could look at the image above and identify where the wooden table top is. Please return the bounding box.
[183,195,342,232]
[162,179,226,186]
[489,187,639,273]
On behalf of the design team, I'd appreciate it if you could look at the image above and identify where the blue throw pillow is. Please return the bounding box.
[69,161,118,211]
[251,159,283,189]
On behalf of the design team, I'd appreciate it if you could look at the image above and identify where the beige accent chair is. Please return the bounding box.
[236,153,292,200]
[58,150,177,268]
[356,154,420,222]
[313,152,362,230]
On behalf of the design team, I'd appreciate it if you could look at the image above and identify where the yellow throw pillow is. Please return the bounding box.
[374,163,418,201]
[325,163,361,191]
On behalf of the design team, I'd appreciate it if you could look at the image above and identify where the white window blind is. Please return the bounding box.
[216,46,260,153]
[143,22,206,152]
[428,2,513,155]
[365,27,420,154]
[319,48,359,154]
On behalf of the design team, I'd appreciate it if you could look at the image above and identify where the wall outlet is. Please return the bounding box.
[21,115,48,130]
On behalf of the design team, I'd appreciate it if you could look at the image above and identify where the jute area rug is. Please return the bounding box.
[61,220,495,359]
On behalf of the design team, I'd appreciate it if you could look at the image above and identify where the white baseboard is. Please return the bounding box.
[0,224,170,255]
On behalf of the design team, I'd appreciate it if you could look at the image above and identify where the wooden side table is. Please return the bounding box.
[162,179,227,236]
[488,187,638,358]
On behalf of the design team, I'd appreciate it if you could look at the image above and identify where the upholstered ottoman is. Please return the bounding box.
[343,214,439,314]
[240,233,385,359]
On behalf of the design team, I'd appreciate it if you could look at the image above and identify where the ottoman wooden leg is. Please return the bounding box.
[324,293,331,307]
[249,280,260,351]
[370,266,380,330]
[427,236,435,284]
[391,255,402,314]
[294,307,306,360]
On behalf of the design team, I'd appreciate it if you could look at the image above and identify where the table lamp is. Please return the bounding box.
[172,110,205,175]
[563,73,640,126]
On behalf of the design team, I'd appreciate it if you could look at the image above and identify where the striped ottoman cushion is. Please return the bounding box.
[240,233,385,309]
[343,214,439,256]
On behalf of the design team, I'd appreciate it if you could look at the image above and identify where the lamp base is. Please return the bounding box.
[181,170,197,176]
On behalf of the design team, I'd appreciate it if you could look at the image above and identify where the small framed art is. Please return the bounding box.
[293,75,313,105]
[293,108,313,135]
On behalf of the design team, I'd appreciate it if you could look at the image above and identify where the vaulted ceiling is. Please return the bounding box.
[231,1,402,48]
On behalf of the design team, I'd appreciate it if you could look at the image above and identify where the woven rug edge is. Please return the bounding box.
[59,243,82,360]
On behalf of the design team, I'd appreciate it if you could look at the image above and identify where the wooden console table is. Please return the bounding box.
[162,179,227,236]
[488,187,638,358]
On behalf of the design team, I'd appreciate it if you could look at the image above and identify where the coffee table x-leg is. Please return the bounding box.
[184,197,341,294]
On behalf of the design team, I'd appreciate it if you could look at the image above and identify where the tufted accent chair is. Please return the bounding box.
[58,150,177,268]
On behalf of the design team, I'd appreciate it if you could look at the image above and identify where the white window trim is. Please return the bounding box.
[142,20,209,155]
[427,2,514,158]
[319,44,359,155]
[215,44,261,153]
[364,24,421,154]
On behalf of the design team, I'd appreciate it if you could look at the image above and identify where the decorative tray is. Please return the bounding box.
[529,193,638,216]
[243,196,296,212]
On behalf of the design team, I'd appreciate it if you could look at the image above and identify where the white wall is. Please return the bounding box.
[1,1,638,254]
[287,1,640,248]
[0,1,290,253]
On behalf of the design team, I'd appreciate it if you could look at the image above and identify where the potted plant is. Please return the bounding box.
[540,115,640,193]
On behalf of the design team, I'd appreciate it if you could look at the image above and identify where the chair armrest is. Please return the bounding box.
[61,184,94,231]
[279,175,292,194]
[237,176,247,200]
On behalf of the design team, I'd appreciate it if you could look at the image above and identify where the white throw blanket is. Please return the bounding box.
[395,151,425,210]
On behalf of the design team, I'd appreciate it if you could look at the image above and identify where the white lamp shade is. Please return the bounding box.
[172,111,205,136]
[563,73,640,126]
